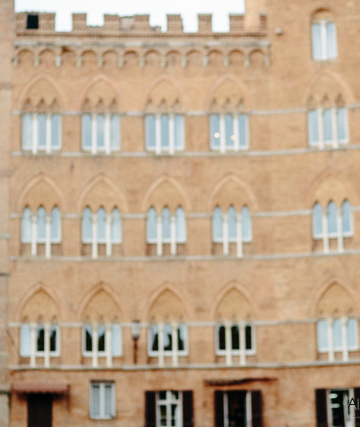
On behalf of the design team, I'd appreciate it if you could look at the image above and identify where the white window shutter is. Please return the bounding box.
[317,320,328,351]
[311,23,322,60]
[22,114,33,150]
[110,114,121,151]
[111,325,122,356]
[20,324,31,357]
[326,22,337,59]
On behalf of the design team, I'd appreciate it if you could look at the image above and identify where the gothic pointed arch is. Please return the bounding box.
[18,74,65,110]
[141,76,188,111]
[145,284,189,322]
[17,284,62,322]
[17,174,65,212]
[314,282,356,317]
[208,174,257,211]
[141,176,191,212]
[205,75,252,110]
[212,283,255,320]
[78,75,121,111]
[79,283,122,322]
[77,174,128,213]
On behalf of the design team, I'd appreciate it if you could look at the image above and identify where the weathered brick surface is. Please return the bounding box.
[4,0,360,425]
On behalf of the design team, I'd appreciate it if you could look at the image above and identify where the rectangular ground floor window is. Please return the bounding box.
[145,390,193,427]
[316,388,359,427]
[214,390,262,427]
[89,381,116,419]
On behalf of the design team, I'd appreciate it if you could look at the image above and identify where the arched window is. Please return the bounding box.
[147,207,157,243]
[82,207,93,243]
[148,323,188,358]
[36,207,46,243]
[50,206,61,243]
[312,203,323,238]
[21,207,32,243]
[110,208,121,243]
[212,207,223,242]
[327,201,338,236]
[311,18,337,60]
[175,207,186,243]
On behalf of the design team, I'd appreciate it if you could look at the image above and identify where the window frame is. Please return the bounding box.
[155,390,183,427]
[311,20,338,61]
[147,323,189,357]
[21,112,62,153]
[209,113,249,153]
[82,324,123,358]
[145,113,185,155]
[214,323,256,357]
[89,381,116,420]
[317,318,359,354]
[81,113,121,154]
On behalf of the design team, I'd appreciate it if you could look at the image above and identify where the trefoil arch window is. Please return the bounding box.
[82,323,122,368]
[20,323,60,368]
[209,113,249,153]
[82,113,120,154]
[21,206,61,258]
[317,317,359,362]
[215,322,255,366]
[148,322,188,367]
[312,200,352,253]
[146,206,186,256]
[22,112,61,153]
[82,206,122,258]
[212,205,252,257]
[308,106,348,148]
[145,113,184,154]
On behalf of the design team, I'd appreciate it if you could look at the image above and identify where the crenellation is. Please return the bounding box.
[197,14,212,33]
[15,11,268,37]
[166,15,183,33]
[229,14,245,33]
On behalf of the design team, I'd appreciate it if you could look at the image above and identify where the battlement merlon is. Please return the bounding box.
[15,11,267,37]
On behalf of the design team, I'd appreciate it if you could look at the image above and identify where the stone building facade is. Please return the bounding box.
[2,0,360,425]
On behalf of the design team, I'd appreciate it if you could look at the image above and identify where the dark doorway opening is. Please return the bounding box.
[27,394,52,427]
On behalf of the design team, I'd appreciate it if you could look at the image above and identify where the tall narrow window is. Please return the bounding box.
[110,208,121,244]
[327,201,338,237]
[175,207,186,243]
[97,207,107,244]
[212,207,223,242]
[341,200,352,236]
[311,20,337,61]
[161,207,171,243]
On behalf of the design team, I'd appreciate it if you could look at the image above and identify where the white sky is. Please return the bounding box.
[15,0,246,32]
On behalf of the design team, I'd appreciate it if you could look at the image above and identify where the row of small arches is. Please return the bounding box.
[14,48,269,70]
